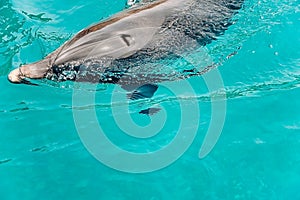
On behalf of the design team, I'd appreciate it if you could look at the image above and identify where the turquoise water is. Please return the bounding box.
[1,0,300,199]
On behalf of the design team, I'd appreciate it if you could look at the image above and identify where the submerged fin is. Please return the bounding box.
[127,83,158,100]
[139,107,161,115]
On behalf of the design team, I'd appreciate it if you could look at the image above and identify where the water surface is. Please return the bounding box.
[0,0,300,199]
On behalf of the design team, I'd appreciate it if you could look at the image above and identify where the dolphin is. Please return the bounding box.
[8,0,243,86]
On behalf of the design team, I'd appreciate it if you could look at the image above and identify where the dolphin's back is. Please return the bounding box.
[129,0,243,59]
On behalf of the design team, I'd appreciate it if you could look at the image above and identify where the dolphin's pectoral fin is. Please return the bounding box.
[126,83,158,100]
[139,107,161,115]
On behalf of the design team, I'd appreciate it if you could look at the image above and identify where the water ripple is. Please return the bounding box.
[0,158,13,165]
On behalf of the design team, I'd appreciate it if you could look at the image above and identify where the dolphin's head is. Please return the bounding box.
[8,58,50,84]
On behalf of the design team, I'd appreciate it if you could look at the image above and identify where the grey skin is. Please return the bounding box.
[8,0,243,86]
